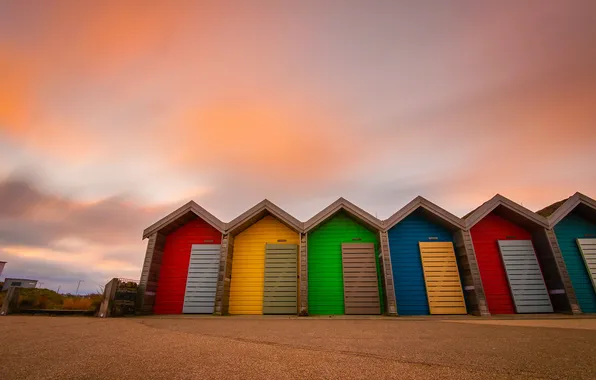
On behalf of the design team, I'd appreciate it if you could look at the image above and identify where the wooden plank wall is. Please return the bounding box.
[183,244,220,313]
[137,232,166,314]
[453,230,490,316]
[299,233,308,315]
[215,234,234,315]
[341,243,380,314]
[379,232,397,315]
[419,242,467,315]
[577,238,596,292]
[497,240,553,313]
[532,229,576,313]
[263,244,298,314]
[544,229,580,314]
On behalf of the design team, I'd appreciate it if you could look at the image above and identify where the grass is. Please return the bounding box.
[0,288,102,312]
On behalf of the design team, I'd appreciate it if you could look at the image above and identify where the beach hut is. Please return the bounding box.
[538,193,596,313]
[139,201,226,314]
[304,198,385,315]
[222,200,303,315]
[464,195,569,314]
[383,197,485,315]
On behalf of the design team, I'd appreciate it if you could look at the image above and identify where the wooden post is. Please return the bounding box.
[379,231,398,315]
[299,233,308,315]
[98,278,119,318]
[453,230,490,316]
[0,287,21,316]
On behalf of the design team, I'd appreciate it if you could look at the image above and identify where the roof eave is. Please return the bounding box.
[384,196,465,231]
[548,192,596,227]
[142,201,225,239]
[464,194,548,230]
[304,198,383,233]
[226,200,304,235]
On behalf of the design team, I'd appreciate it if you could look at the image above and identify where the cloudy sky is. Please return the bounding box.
[1,1,595,293]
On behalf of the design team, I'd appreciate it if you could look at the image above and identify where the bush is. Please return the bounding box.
[13,288,100,311]
[18,288,63,309]
[89,294,103,312]
[62,297,92,310]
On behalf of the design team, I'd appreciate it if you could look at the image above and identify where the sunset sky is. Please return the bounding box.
[1,1,595,293]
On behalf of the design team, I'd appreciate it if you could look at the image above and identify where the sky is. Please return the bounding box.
[1,1,595,294]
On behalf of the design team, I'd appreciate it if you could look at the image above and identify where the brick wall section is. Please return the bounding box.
[544,228,581,314]
[453,230,490,316]
[379,231,397,315]
[215,234,234,315]
[299,233,308,315]
[137,232,166,314]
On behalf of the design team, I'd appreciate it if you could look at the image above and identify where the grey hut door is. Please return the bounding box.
[263,244,298,314]
[577,238,596,292]
[497,240,553,313]
[341,243,380,314]
[182,244,220,313]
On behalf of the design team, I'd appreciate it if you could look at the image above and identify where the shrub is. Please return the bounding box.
[18,288,63,309]
[62,297,92,310]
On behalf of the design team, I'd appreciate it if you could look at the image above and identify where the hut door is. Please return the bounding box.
[182,244,220,313]
[419,242,466,315]
[497,240,553,313]
[263,244,298,314]
[577,239,596,292]
[341,243,380,314]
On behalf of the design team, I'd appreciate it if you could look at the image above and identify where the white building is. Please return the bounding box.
[2,278,38,291]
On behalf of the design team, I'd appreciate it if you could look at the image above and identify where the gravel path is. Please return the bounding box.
[0,316,595,379]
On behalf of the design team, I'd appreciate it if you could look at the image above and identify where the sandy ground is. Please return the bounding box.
[0,316,595,380]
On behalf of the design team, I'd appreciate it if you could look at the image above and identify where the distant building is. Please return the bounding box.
[2,278,38,291]
[0,261,5,278]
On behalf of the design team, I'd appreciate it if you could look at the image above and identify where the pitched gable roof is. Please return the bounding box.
[464,194,548,229]
[142,201,225,239]
[384,196,465,231]
[304,197,383,232]
[536,198,568,217]
[226,199,303,235]
[543,192,596,227]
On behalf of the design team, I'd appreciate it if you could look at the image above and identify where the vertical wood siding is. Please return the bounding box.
[554,213,596,313]
[388,210,455,315]
[182,244,221,313]
[497,240,553,313]
[154,219,222,314]
[308,211,383,315]
[419,242,467,315]
[470,213,530,314]
[228,216,299,315]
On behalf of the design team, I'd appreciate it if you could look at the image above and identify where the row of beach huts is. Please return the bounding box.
[137,192,596,316]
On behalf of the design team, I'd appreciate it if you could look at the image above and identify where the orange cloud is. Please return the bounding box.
[0,2,190,159]
[0,53,32,134]
[164,100,361,182]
